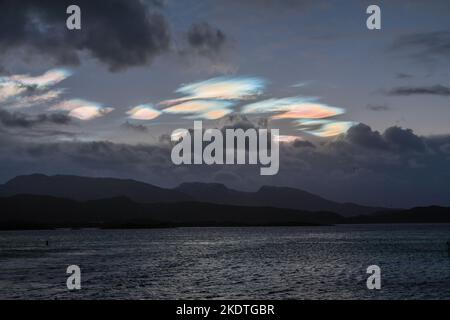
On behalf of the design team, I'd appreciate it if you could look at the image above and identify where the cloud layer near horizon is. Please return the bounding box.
[0,117,449,208]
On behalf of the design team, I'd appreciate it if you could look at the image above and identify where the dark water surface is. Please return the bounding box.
[0,224,449,299]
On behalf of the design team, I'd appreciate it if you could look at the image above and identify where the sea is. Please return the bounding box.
[0,224,449,299]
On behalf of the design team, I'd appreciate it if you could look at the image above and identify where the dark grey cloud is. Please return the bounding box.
[0,1,235,71]
[0,136,180,191]
[292,140,315,149]
[391,30,450,64]
[219,114,261,131]
[186,22,227,57]
[345,123,425,152]
[121,121,149,133]
[277,124,449,207]
[383,126,426,152]
[0,110,72,128]
[177,22,231,69]
[388,85,450,96]
[346,123,387,149]
[396,73,413,79]
[0,0,170,71]
[367,104,390,112]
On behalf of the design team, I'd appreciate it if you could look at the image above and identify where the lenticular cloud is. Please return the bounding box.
[127,104,161,120]
[160,76,266,105]
[163,100,234,120]
[51,99,113,121]
[242,97,344,119]
[242,96,351,137]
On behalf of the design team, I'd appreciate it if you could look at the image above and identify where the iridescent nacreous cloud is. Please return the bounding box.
[273,135,304,143]
[0,68,71,104]
[127,104,161,120]
[50,99,113,121]
[160,76,266,106]
[163,100,234,120]
[0,79,26,102]
[8,89,65,109]
[241,95,354,137]
[9,69,72,89]
[196,108,233,120]
[272,103,344,120]
[242,97,344,119]
[297,120,357,137]
[108,74,355,137]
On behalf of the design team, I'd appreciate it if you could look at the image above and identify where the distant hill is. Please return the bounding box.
[0,192,447,230]
[0,174,192,203]
[0,174,387,217]
[345,206,450,224]
[175,182,386,217]
[0,194,343,230]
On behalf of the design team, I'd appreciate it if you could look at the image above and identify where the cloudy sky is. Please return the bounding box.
[0,0,449,207]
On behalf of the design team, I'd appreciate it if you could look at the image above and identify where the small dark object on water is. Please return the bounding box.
[45,240,49,246]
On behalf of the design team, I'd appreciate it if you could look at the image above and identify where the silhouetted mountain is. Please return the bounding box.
[0,174,388,217]
[0,194,343,230]
[0,191,446,230]
[345,206,450,224]
[0,194,156,229]
[175,183,386,217]
[0,174,191,203]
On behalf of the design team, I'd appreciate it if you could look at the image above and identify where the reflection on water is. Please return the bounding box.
[0,224,450,299]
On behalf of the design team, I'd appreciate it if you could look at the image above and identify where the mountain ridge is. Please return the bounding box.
[0,173,192,203]
[175,182,387,216]
[1,174,389,217]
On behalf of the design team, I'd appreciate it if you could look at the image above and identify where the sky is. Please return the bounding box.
[0,0,449,207]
